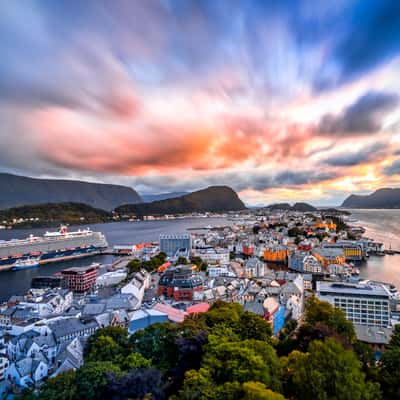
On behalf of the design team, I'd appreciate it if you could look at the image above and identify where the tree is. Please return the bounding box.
[379,347,400,400]
[238,311,272,341]
[85,335,124,363]
[284,339,381,400]
[75,361,122,400]
[130,322,179,371]
[121,352,151,371]
[24,370,77,400]
[176,256,188,265]
[84,326,130,363]
[303,297,355,345]
[379,325,400,400]
[242,382,287,400]
[104,368,164,400]
[202,339,282,391]
[204,301,243,330]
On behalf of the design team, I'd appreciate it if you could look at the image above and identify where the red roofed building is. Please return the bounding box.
[186,302,210,314]
[158,266,203,301]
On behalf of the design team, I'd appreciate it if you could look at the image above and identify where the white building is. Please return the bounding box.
[207,265,235,278]
[316,281,391,327]
[194,247,230,265]
[244,258,265,278]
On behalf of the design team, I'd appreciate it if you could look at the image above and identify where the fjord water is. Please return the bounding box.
[0,217,230,301]
[344,209,400,288]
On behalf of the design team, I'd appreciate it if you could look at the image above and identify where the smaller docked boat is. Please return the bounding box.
[11,258,40,271]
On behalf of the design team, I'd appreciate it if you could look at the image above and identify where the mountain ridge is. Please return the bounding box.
[116,185,246,216]
[0,173,142,211]
[140,192,188,203]
[341,188,400,208]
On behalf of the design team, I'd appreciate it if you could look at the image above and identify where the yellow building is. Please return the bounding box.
[313,248,346,267]
[264,246,289,263]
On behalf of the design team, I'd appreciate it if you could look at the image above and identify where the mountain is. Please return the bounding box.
[0,173,142,210]
[266,202,317,212]
[140,192,188,203]
[0,202,112,228]
[116,186,246,216]
[292,202,317,212]
[267,203,292,211]
[341,188,400,208]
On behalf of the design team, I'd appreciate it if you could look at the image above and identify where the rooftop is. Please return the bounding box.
[317,281,391,297]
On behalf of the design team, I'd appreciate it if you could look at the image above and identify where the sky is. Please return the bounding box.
[0,0,400,206]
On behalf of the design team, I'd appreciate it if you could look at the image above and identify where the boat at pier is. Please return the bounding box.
[0,226,108,270]
[11,257,40,271]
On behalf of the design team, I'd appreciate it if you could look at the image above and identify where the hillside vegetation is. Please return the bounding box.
[116,186,246,216]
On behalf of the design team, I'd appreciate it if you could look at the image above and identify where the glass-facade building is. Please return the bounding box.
[317,281,391,327]
[160,233,192,257]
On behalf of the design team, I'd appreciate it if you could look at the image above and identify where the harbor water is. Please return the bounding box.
[0,217,230,301]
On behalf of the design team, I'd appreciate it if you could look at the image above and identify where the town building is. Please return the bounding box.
[158,266,203,301]
[160,233,192,257]
[194,247,230,265]
[316,281,391,327]
[61,265,98,293]
[244,257,265,278]
[312,247,346,267]
[263,245,289,263]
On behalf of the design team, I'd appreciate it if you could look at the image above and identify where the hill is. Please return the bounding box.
[267,202,317,212]
[116,186,246,216]
[341,188,400,208]
[292,202,317,212]
[0,202,112,228]
[140,192,188,203]
[0,173,142,210]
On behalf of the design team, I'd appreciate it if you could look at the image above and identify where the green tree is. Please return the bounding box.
[238,311,272,341]
[176,256,188,265]
[303,297,355,344]
[75,361,122,400]
[284,339,381,400]
[85,326,129,361]
[242,381,287,400]
[204,301,243,330]
[202,338,282,391]
[121,352,152,371]
[23,370,77,400]
[130,322,179,371]
[85,335,124,363]
[379,324,400,400]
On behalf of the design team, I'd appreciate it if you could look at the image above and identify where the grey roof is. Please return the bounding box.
[354,324,393,344]
[317,281,391,298]
[106,294,138,311]
[48,318,98,339]
[15,357,33,377]
[82,303,106,316]
[243,300,265,317]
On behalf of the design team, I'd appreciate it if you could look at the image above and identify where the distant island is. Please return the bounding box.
[116,186,246,216]
[0,172,142,211]
[267,202,317,212]
[0,202,113,228]
[342,188,400,209]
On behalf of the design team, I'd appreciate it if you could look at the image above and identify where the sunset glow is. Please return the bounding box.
[1,1,399,205]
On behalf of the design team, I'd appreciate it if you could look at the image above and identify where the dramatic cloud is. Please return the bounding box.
[383,160,400,176]
[318,91,399,135]
[323,142,388,167]
[0,1,399,205]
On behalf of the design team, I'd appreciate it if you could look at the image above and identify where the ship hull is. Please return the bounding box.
[0,245,107,271]
[11,263,40,271]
